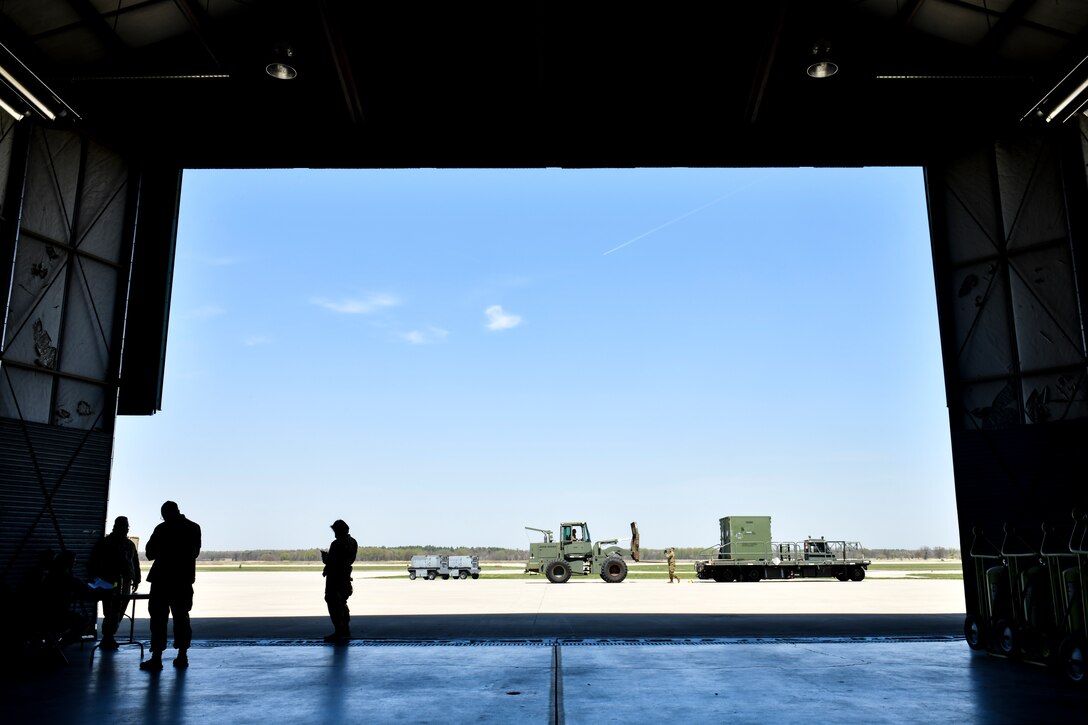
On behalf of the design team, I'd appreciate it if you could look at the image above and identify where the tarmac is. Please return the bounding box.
[6,577,1086,723]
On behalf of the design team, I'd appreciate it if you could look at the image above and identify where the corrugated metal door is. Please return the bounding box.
[0,123,134,615]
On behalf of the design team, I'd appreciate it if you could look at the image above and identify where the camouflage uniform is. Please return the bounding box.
[667,548,679,583]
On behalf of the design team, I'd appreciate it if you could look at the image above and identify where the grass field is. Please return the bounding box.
[189,559,964,580]
[868,562,962,571]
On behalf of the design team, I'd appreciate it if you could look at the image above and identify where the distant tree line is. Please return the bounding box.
[193,546,530,562]
[859,546,961,560]
[186,545,960,562]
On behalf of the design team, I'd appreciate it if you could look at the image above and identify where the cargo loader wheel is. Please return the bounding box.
[1059,636,1087,686]
[849,567,865,582]
[409,572,416,580]
[741,568,762,583]
[545,559,572,584]
[963,615,986,650]
[600,557,628,583]
[836,572,848,582]
[995,619,1018,658]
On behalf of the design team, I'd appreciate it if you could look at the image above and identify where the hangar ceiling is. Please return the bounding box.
[0,0,1087,168]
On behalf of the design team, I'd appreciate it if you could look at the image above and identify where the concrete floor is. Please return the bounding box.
[5,620,1087,724]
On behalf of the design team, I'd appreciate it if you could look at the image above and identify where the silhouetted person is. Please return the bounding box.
[141,501,201,671]
[88,516,141,650]
[321,519,358,643]
[39,549,85,643]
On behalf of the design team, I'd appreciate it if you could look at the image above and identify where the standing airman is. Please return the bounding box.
[666,547,679,583]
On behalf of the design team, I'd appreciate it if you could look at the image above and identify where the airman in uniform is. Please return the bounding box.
[666,547,679,583]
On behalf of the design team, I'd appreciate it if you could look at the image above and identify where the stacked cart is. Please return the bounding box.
[407,555,481,581]
[965,509,1086,685]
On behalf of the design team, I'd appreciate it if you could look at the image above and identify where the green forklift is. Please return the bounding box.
[524,521,640,583]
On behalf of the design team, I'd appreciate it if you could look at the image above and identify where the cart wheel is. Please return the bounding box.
[995,619,1018,657]
[427,572,436,580]
[459,570,469,579]
[409,572,416,580]
[963,614,986,650]
[442,574,450,580]
[471,573,479,579]
[1059,636,1087,686]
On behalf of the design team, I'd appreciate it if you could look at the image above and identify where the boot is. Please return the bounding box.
[323,626,350,644]
[174,650,189,668]
[140,653,163,671]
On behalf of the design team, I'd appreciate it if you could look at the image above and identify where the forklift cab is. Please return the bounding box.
[561,522,592,558]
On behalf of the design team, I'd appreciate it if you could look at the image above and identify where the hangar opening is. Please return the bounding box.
[97,164,960,603]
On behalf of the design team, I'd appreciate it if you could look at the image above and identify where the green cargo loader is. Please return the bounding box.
[694,516,870,582]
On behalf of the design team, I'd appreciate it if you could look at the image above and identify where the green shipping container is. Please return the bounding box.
[719,516,772,560]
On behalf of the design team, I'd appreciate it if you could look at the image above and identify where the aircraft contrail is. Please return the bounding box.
[602,183,757,256]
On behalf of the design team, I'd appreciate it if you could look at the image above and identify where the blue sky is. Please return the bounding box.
[108,167,958,551]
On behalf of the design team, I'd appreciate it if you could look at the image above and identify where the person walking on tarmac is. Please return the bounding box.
[88,516,141,650]
[666,547,680,583]
[140,501,201,671]
[322,519,358,643]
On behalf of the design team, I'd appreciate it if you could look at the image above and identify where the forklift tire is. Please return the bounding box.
[1059,636,1087,686]
[995,619,1018,658]
[545,559,572,584]
[849,567,866,582]
[600,557,627,583]
[409,572,416,580]
[963,614,986,650]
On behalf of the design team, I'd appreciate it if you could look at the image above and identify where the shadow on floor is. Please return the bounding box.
[129,612,966,640]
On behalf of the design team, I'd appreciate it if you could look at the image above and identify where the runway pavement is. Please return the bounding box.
[183,572,967,619]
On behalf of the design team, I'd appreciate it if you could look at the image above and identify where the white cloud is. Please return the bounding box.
[186,305,225,320]
[485,305,522,331]
[311,293,399,314]
[243,335,272,347]
[399,327,449,345]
